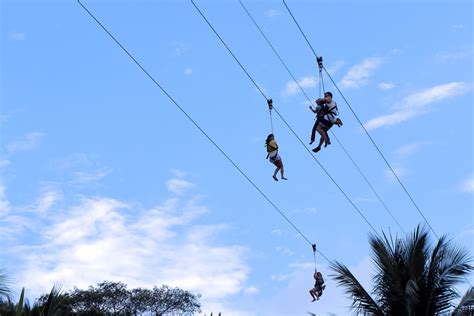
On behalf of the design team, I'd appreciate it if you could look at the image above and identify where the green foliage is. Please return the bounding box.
[0,280,201,315]
[16,288,24,316]
[452,287,474,315]
[0,270,10,299]
[330,224,473,315]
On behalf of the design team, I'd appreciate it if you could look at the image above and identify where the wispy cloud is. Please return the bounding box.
[326,60,345,75]
[52,153,110,184]
[0,183,10,214]
[5,180,249,313]
[244,286,259,295]
[8,30,26,41]
[451,24,464,30]
[184,68,193,76]
[265,9,282,18]
[166,178,194,195]
[434,48,473,63]
[339,57,383,89]
[70,169,110,185]
[6,132,44,154]
[385,166,408,181]
[275,246,294,257]
[171,169,187,178]
[282,75,316,96]
[364,82,472,130]
[28,187,63,215]
[271,228,282,236]
[394,142,426,158]
[378,82,395,91]
[460,176,474,194]
[0,158,11,169]
[172,40,189,55]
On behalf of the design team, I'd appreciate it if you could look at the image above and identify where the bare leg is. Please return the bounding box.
[277,160,287,180]
[272,163,280,181]
[309,289,317,302]
[313,126,328,152]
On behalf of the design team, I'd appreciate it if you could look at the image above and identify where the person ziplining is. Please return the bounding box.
[309,57,343,153]
[310,91,343,153]
[265,99,288,181]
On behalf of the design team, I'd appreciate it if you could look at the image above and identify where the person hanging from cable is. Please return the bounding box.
[309,100,325,146]
[265,134,287,181]
[309,270,326,302]
[311,91,343,153]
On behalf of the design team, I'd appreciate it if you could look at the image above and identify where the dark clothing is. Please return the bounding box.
[315,275,325,296]
[319,119,334,132]
[310,117,323,142]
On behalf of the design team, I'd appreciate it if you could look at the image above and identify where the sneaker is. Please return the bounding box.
[272,175,278,181]
[312,146,321,153]
[309,140,314,145]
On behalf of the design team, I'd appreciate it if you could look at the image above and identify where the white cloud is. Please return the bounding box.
[8,30,26,41]
[394,142,426,158]
[326,60,345,75]
[172,41,189,55]
[29,187,62,215]
[378,82,395,91]
[0,158,10,169]
[460,176,474,193]
[339,57,383,89]
[434,48,473,63]
[184,68,193,75]
[0,183,11,214]
[52,153,110,184]
[70,169,110,184]
[171,169,187,178]
[271,228,282,236]
[7,189,249,313]
[282,75,317,96]
[364,82,472,130]
[276,246,294,257]
[166,178,194,195]
[265,9,282,18]
[385,166,408,181]
[6,132,44,154]
[244,286,259,295]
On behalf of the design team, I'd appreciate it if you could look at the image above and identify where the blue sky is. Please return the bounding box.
[1,0,473,314]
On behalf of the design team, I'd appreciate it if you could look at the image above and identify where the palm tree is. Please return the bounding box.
[452,287,474,315]
[0,270,10,299]
[330,225,473,315]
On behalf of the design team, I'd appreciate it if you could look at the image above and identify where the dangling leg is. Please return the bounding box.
[323,128,331,147]
[310,120,319,145]
[277,160,287,180]
[313,125,327,153]
[272,162,280,181]
[309,288,317,302]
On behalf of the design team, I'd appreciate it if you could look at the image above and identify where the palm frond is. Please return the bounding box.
[329,261,383,315]
[42,283,64,316]
[370,232,407,311]
[452,287,474,315]
[0,270,10,299]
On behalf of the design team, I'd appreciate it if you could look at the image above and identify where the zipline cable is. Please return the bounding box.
[239,0,406,235]
[191,0,380,237]
[282,0,438,239]
[76,0,330,262]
